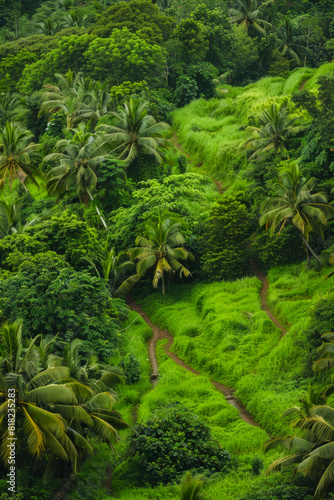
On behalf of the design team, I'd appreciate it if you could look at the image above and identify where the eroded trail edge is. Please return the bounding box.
[128,301,258,427]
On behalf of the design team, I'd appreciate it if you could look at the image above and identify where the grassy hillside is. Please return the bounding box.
[172,63,334,181]
[137,260,334,435]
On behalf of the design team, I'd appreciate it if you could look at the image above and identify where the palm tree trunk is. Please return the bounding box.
[86,189,108,231]
[300,234,322,266]
[162,273,165,296]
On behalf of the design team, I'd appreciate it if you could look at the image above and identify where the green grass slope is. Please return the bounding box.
[137,260,334,435]
[172,63,334,179]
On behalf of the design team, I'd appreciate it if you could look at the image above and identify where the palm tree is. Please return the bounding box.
[313,332,334,372]
[0,321,85,479]
[83,239,141,296]
[259,163,334,265]
[227,0,273,35]
[245,103,305,161]
[44,124,110,229]
[264,397,334,499]
[97,97,170,166]
[275,16,308,67]
[128,218,194,295]
[178,472,204,500]
[0,92,26,127]
[0,200,19,238]
[0,122,41,190]
[0,199,49,239]
[39,70,86,129]
[75,81,111,130]
[0,321,128,482]
[35,18,63,36]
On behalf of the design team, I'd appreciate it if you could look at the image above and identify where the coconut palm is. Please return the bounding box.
[0,320,86,480]
[0,92,26,127]
[35,18,63,36]
[0,199,49,239]
[245,102,305,161]
[97,97,170,165]
[129,218,194,295]
[275,16,308,67]
[83,239,141,297]
[0,122,40,190]
[259,163,334,265]
[313,332,334,372]
[0,200,20,238]
[75,81,111,130]
[0,321,128,482]
[265,397,334,499]
[39,70,86,129]
[228,0,273,35]
[178,472,204,500]
[44,124,110,229]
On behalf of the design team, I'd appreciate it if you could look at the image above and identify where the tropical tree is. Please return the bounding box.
[128,218,194,295]
[83,238,141,296]
[313,332,334,372]
[264,393,334,499]
[75,81,111,130]
[0,321,128,482]
[44,124,110,229]
[259,163,334,265]
[0,201,19,238]
[97,97,170,165]
[0,320,86,480]
[0,92,26,127]
[39,70,86,129]
[0,200,47,239]
[0,122,40,190]
[275,16,308,67]
[60,338,124,389]
[245,103,305,161]
[178,472,204,500]
[35,18,63,36]
[227,0,273,35]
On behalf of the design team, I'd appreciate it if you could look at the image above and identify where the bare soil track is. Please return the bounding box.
[250,260,287,336]
[128,300,258,427]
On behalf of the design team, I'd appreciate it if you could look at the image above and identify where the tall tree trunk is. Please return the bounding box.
[300,234,322,266]
[87,189,108,231]
[162,274,165,296]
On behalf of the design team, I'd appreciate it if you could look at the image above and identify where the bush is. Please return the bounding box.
[200,197,252,281]
[120,353,141,384]
[129,403,231,485]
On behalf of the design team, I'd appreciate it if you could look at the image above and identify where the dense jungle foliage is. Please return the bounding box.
[1,0,334,499]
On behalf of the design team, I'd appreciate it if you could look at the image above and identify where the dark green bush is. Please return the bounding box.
[200,197,252,281]
[120,353,141,384]
[129,403,231,485]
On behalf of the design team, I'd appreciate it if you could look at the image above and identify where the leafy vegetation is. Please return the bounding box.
[0,0,334,497]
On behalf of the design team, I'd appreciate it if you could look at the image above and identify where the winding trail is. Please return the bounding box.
[128,300,258,427]
[250,260,288,336]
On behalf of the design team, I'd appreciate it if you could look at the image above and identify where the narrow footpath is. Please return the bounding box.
[128,259,289,428]
[128,300,258,427]
[250,260,287,336]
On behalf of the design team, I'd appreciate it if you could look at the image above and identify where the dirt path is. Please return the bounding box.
[299,78,309,90]
[128,301,258,427]
[250,260,287,336]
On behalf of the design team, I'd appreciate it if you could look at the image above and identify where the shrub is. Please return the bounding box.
[199,197,252,281]
[120,353,141,384]
[129,403,231,485]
